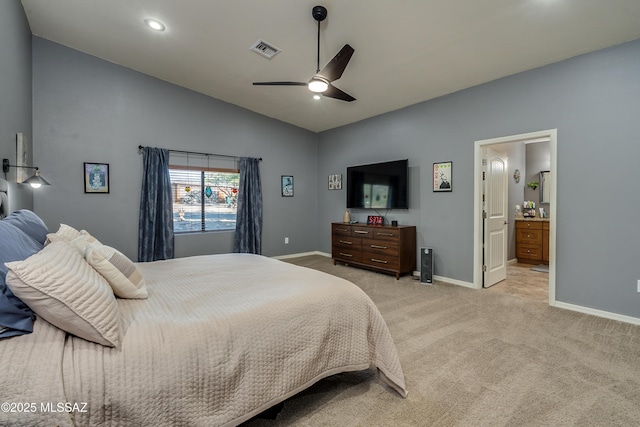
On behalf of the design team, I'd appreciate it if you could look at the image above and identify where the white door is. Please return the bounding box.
[483,148,508,287]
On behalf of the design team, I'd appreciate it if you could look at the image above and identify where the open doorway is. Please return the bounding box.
[473,129,557,306]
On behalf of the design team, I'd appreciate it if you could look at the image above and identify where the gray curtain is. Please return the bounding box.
[138,147,174,261]
[233,157,262,254]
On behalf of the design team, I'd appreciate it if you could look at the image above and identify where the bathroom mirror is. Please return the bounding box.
[539,170,550,204]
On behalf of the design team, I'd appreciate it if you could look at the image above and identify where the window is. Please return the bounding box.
[169,166,239,233]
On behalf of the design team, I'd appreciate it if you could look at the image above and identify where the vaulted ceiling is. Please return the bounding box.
[21,0,640,132]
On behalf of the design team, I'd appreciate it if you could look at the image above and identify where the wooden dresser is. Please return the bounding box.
[516,219,550,264]
[331,222,416,279]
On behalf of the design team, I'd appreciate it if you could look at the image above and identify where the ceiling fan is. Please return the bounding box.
[253,5,356,102]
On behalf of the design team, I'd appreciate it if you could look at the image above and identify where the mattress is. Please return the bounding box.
[0,253,406,426]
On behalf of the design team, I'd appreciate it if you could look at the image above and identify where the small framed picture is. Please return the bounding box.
[281,175,293,197]
[433,161,452,192]
[84,162,110,194]
[328,174,342,190]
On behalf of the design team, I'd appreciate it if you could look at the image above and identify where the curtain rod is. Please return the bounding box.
[137,145,261,161]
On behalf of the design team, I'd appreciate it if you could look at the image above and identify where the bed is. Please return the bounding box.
[0,186,406,426]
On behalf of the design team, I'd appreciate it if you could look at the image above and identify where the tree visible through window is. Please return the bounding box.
[169,167,239,233]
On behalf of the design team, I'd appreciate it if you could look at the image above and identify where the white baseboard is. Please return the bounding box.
[411,271,476,288]
[271,251,331,260]
[553,301,640,326]
[434,275,475,289]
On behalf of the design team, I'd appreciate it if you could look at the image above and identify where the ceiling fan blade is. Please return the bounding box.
[252,82,307,86]
[323,84,356,102]
[316,44,354,82]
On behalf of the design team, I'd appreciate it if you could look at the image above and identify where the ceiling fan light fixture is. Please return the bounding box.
[308,78,328,93]
[144,19,165,32]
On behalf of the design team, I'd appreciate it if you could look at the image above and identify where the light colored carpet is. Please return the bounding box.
[242,255,640,426]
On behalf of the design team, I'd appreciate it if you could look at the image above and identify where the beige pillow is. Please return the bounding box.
[46,223,81,244]
[5,241,121,347]
[69,230,99,253]
[85,242,148,299]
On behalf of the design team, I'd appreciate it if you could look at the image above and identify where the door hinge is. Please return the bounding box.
[482,265,487,272]
[482,211,487,219]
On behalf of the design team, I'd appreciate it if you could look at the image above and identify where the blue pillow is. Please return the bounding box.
[2,209,49,245]
[0,221,42,338]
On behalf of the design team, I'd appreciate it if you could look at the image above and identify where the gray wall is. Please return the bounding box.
[0,0,33,212]
[32,38,319,260]
[318,39,640,318]
[14,5,640,319]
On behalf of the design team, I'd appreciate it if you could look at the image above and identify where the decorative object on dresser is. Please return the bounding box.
[367,215,383,225]
[516,219,550,264]
[331,222,416,279]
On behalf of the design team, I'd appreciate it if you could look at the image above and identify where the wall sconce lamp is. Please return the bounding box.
[2,158,51,188]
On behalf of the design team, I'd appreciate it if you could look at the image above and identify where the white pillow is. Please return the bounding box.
[5,241,121,347]
[85,242,148,299]
[46,223,81,243]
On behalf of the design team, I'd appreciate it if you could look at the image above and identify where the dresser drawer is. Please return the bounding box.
[360,252,400,271]
[361,239,399,256]
[516,221,542,230]
[517,243,543,260]
[516,228,542,244]
[332,224,352,237]
[332,247,362,263]
[351,226,375,238]
[332,236,361,250]
[370,229,401,241]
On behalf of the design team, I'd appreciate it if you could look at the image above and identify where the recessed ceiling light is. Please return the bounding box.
[145,19,165,31]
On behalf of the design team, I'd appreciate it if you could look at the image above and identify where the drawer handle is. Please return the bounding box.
[339,240,353,245]
[354,230,369,234]
[370,258,388,264]
[339,253,353,257]
[377,232,394,236]
[335,228,348,232]
[527,234,531,238]
[370,244,388,249]
[527,224,531,227]
[527,250,531,253]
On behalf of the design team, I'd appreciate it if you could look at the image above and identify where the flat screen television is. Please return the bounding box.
[346,159,409,209]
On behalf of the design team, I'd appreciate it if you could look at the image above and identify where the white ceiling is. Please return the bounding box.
[21,0,640,133]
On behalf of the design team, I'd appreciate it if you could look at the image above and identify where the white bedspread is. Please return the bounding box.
[0,254,406,426]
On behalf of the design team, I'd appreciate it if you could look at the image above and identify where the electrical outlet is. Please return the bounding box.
[637,279,640,293]
[285,237,289,244]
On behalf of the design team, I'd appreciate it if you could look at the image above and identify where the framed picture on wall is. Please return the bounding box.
[84,162,110,194]
[328,174,342,190]
[281,175,293,197]
[433,161,452,192]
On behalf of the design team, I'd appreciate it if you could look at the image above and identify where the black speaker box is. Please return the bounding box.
[420,247,434,285]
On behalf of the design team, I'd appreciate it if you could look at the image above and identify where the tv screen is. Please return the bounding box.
[346,159,409,209]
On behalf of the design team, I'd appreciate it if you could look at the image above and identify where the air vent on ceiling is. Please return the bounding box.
[250,39,281,59]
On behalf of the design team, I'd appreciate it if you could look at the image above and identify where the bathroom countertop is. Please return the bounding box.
[515,216,549,222]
